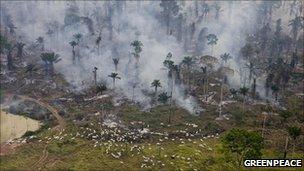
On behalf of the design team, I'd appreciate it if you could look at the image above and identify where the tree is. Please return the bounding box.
[69,40,78,64]
[275,18,283,37]
[199,66,208,95]
[73,33,82,43]
[194,0,198,17]
[151,79,162,94]
[158,92,171,105]
[158,91,173,123]
[182,56,194,84]
[200,2,210,22]
[214,3,222,20]
[251,78,257,98]
[0,35,9,54]
[288,16,304,45]
[159,0,179,35]
[244,61,260,83]
[182,56,194,69]
[163,52,174,70]
[25,64,38,80]
[96,84,107,95]
[270,84,279,101]
[113,58,119,72]
[287,126,301,157]
[131,82,137,102]
[218,53,232,117]
[15,42,25,61]
[64,2,81,26]
[36,37,44,50]
[230,88,238,99]
[240,43,254,60]
[96,35,102,55]
[108,72,121,88]
[46,21,60,40]
[241,43,259,85]
[220,53,232,65]
[176,13,184,42]
[265,73,274,97]
[93,67,98,85]
[222,129,263,167]
[239,86,249,113]
[220,53,232,84]
[206,34,218,56]
[130,40,143,66]
[3,14,17,35]
[40,52,60,77]
[5,43,14,71]
[259,23,272,51]
[163,53,177,96]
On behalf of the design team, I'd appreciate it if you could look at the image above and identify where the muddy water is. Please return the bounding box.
[0,110,42,143]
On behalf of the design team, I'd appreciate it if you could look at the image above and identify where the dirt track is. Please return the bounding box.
[15,95,65,129]
[0,94,66,156]
[31,144,49,170]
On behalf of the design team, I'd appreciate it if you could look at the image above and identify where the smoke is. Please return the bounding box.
[0,1,297,112]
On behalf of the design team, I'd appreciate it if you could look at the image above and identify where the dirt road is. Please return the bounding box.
[1,93,66,156]
[15,95,66,129]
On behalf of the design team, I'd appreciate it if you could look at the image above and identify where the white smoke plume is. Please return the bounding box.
[1,1,298,113]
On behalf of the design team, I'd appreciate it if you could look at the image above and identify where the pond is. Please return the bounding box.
[0,110,42,143]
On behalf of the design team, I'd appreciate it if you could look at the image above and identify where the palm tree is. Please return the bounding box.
[130,40,143,65]
[239,86,249,113]
[220,53,232,65]
[163,53,178,98]
[206,34,218,57]
[220,53,232,84]
[69,40,78,64]
[108,72,121,88]
[40,52,60,77]
[151,79,162,94]
[200,66,210,97]
[158,92,171,105]
[73,33,82,43]
[182,56,194,69]
[182,56,194,84]
[287,126,301,157]
[96,84,107,95]
[113,58,119,72]
[230,88,238,99]
[15,42,25,61]
[163,53,174,70]
[158,92,172,123]
[217,53,233,117]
